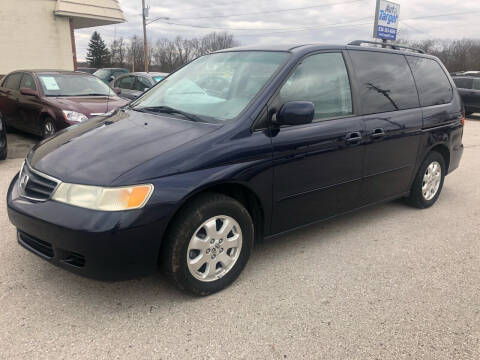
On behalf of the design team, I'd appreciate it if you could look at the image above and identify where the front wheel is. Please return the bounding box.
[162,193,254,296]
[42,118,56,138]
[406,151,446,209]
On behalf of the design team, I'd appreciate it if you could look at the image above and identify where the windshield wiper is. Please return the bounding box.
[133,106,203,122]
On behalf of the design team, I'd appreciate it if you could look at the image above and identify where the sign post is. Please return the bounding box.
[373,0,400,42]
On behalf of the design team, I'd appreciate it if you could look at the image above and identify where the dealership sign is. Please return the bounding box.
[373,0,400,40]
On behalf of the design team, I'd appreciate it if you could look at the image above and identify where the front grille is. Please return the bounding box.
[19,162,59,201]
[18,232,54,258]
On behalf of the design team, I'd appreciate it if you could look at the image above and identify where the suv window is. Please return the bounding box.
[453,77,473,89]
[473,78,480,91]
[3,73,23,90]
[19,73,37,90]
[117,76,134,90]
[407,56,453,107]
[134,77,151,91]
[278,52,352,120]
[349,51,419,114]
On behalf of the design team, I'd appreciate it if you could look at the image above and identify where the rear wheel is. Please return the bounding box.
[162,193,254,296]
[406,151,446,209]
[42,117,56,138]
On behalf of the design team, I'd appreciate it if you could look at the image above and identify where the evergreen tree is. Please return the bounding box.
[86,32,110,68]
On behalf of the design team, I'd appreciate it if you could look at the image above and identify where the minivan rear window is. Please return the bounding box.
[406,56,453,107]
[349,51,419,114]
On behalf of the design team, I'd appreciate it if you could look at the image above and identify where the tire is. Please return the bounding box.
[406,151,446,209]
[42,117,56,138]
[0,116,7,160]
[162,192,254,296]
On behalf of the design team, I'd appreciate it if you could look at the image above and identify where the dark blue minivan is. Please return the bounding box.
[7,41,464,295]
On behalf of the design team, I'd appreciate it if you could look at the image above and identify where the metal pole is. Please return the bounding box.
[142,0,148,72]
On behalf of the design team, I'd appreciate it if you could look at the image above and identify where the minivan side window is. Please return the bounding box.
[349,51,419,114]
[3,73,23,90]
[406,56,453,107]
[278,52,352,120]
[453,77,473,89]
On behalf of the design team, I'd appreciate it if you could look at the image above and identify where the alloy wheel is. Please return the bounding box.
[422,161,442,201]
[43,121,56,138]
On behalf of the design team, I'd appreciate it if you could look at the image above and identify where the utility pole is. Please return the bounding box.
[142,0,149,72]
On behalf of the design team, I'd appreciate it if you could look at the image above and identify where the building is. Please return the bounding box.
[0,0,125,75]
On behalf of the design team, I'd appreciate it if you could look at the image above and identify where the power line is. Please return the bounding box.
[148,0,366,24]
[151,9,480,35]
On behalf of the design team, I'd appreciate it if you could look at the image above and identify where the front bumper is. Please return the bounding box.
[7,173,168,281]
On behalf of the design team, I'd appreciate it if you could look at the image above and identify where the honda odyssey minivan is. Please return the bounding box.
[7,41,464,295]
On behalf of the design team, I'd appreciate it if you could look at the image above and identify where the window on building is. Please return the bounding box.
[407,56,453,107]
[278,52,352,120]
[350,51,419,114]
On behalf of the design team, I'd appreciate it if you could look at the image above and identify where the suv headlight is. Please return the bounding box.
[63,110,88,123]
[52,183,154,211]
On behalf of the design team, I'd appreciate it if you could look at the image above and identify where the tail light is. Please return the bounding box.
[461,111,465,126]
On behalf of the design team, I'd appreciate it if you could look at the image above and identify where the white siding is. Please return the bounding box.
[0,0,73,75]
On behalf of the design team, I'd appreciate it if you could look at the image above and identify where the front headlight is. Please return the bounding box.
[63,110,88,123]
[52,183,154,211]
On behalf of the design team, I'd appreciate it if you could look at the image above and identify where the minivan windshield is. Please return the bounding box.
[132,51,289,122]
[38,74,114,97]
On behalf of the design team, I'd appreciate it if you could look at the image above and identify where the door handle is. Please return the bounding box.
[371,128,385,138]
[345,131,362,144]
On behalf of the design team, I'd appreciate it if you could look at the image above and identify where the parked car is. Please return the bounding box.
[77,67,97,74]
[0,70,128,138]
[112,72,169,100]
[7,42,464,295]
[93,68,129,83]
[452,75,480,115]
[0,111,6,160]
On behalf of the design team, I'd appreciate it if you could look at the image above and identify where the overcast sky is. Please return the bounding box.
[75,0,480,61]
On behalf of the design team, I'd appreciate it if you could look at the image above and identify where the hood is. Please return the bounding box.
[47,96,129,117]
[28,110,220,185]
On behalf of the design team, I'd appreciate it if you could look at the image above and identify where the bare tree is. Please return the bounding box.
[127,35,144,72]
[150,32,239,72]
[400,38,480,72]
[110,37,126,67]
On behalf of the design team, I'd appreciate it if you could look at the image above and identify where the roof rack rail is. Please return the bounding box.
[348,40,425,54]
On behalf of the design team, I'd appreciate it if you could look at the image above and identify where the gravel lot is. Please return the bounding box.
[0,120,479,359]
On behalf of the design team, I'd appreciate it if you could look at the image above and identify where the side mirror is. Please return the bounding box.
[113,88,122,95]
[20,88,39,97]
[275,101,314,126]
[109,75,115,82]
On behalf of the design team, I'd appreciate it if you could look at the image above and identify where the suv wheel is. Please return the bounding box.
[162,193,254,296]
[406,151,446,209]
[42,118,56,138]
